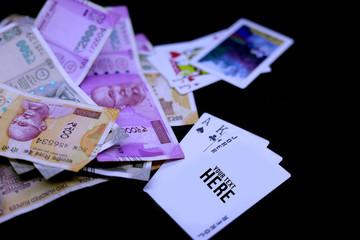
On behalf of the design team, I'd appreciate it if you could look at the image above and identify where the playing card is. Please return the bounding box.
[135,33,154,54]
[182,112,270,154]
[191,18,294,89]
[144,136,290,239]
[174,65,272,95]
[147,112,281,187]
[151,31,224,88]
[173,75,220,95]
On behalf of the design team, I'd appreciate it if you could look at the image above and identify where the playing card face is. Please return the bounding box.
[144,134,290,239]
[149,32,226,94]
[153,31,224,86]
[191,18,294,89]
[181,112,270,155]
[146,112,281,189]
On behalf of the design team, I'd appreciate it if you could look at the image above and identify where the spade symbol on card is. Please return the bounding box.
[196,127,204,133]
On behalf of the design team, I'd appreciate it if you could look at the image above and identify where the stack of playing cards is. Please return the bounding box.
[148,18,294,94]
[144,113,290,239]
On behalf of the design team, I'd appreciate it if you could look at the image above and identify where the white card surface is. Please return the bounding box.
[144,138,290,239]
[148,112,276,183]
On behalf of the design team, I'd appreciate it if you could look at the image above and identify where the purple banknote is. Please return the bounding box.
[80,6,184,161]
[35,0,120,85]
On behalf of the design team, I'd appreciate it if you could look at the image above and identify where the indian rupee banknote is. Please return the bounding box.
[136,33,199,126]
[35,0,120,85]
[0,21,128,154]
[0,83,119,171]
[0,158,107,223]
[80,6,184,162]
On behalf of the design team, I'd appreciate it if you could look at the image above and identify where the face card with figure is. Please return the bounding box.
[152,31,224,88]
[191,18,294,89]
[149,31,225,94]
[135,33,199,126]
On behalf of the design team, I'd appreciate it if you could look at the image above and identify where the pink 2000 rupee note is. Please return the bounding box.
[0,21,127,159]
[35,0,120,85]
[80,6,184,162]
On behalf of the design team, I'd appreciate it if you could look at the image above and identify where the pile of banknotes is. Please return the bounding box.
[0,0,293,236]
[0,0,190,224]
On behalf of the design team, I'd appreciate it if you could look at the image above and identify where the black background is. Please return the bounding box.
[0,1,344,239]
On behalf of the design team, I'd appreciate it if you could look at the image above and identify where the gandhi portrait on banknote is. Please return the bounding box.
[8,100,74,141]
[90,82,146,110]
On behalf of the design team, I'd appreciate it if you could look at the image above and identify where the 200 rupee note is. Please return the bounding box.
[0,22,127,153]
[136,34,198,126]
[0,83,119,171]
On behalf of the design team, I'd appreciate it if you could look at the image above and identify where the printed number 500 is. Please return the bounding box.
[16,40,36,64]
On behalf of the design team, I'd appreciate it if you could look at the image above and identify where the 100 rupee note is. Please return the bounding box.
[0,158,107,223]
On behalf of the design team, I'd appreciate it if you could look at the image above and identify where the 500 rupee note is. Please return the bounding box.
[0,22,127,153]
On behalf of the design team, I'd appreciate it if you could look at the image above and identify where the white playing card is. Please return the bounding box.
[146,112,281,192]
[174,65,271,95]
[152,31,224,88]
[144,137,290,239]
[173,75,220,95]
[182,112,270,153]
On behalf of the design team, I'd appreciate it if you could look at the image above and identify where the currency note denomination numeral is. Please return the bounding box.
[168,115,184,122]
[16,40,36,64]
[60,122,78,139]
[74,24,97,54]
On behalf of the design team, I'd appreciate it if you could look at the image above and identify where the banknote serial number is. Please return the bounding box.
[25,32,46,56]
[16,40,36,64]
[74,24,97,54]
[36,138,69,148]
[123,126,148,134]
